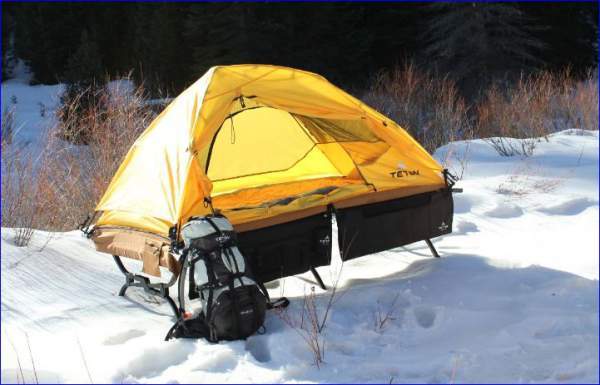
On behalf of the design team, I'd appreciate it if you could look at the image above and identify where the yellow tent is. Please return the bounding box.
[91,64,454,279]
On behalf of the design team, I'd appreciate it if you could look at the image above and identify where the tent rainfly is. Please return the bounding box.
[89,64,456,300]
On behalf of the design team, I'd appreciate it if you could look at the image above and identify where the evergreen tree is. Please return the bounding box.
[12,3,84,84]
[266,3,373,87]
[64,29,103,85]
[183,3,374,89]
[363,5,423,75]
[133,4,190,94]
[2,5,16,80]
[522,4,598,75]
[59,30,104,145]
[185,3,253,78]
[421,3,545,96]
[3,3,597,94]
[87,6,137,78]
[3,33,18,80]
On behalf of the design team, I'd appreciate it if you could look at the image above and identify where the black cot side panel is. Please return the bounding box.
[335,189,453,261]
[236,212,332,283]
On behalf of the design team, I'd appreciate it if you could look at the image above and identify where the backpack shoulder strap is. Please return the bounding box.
[256,281,290,309]
[267,296,290,309]
[165,313,213,341]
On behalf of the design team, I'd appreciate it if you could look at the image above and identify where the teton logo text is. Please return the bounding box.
[390,162,420,178]
[390,169,420,178]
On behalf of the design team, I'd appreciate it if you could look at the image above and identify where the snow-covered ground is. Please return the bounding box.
[1,79,598,383]
[1,68,64,149]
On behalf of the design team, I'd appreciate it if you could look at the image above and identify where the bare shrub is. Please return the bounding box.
[276,286,326,367]
[363,62,473,153]
[2,105,15,144]
[440,140,472,181]
[374,293,400,333]
[56,83,105,145]
[555,69,598,132]
[2,76,155,235]
[317,263,345,334]
[38,77,156,230]
[274,263,345,368]
[477,69,598,156]
[496,159,563,199]
[1,115,42,246]
[364,65,596,158]
[476,75,551,156]
[485,136,538,157]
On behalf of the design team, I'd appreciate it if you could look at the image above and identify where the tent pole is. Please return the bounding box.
[310,267,327,290]
[425,239,441,258]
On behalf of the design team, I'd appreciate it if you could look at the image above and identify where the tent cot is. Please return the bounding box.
[90,65,455,285]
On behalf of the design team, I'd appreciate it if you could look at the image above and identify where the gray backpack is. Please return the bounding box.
[166,215,287,342]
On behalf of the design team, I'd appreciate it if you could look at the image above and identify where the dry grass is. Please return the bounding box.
[2,105,15,144]
[496,159,564,199]
[37,78,155,231]
[363,62,473,153]
[476,69,598,156]
[2,77,155,243]
[1,109,44,246]
[364,65,597,158]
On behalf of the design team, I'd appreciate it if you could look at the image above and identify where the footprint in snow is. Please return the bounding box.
[413,306,436,329]
[245,336,272,363]
[485,203,523,219]
[456,220,479,235]
[103,329,146,346]
[537,197,597,216]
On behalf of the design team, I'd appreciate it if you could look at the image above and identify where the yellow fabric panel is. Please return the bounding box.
[96,68,215,230]
[340,142,390,166]
[353,145,445,191]
[96,210,173,236]
[229,67,367,119]
[363,116,443,173]
[207,107,315,181]
[211,146,343,196]
[178,156,213,225]
[315,143,359,177]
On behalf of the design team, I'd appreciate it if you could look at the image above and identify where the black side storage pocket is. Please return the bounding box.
[237,212,332,283]
[335,189,453,261]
